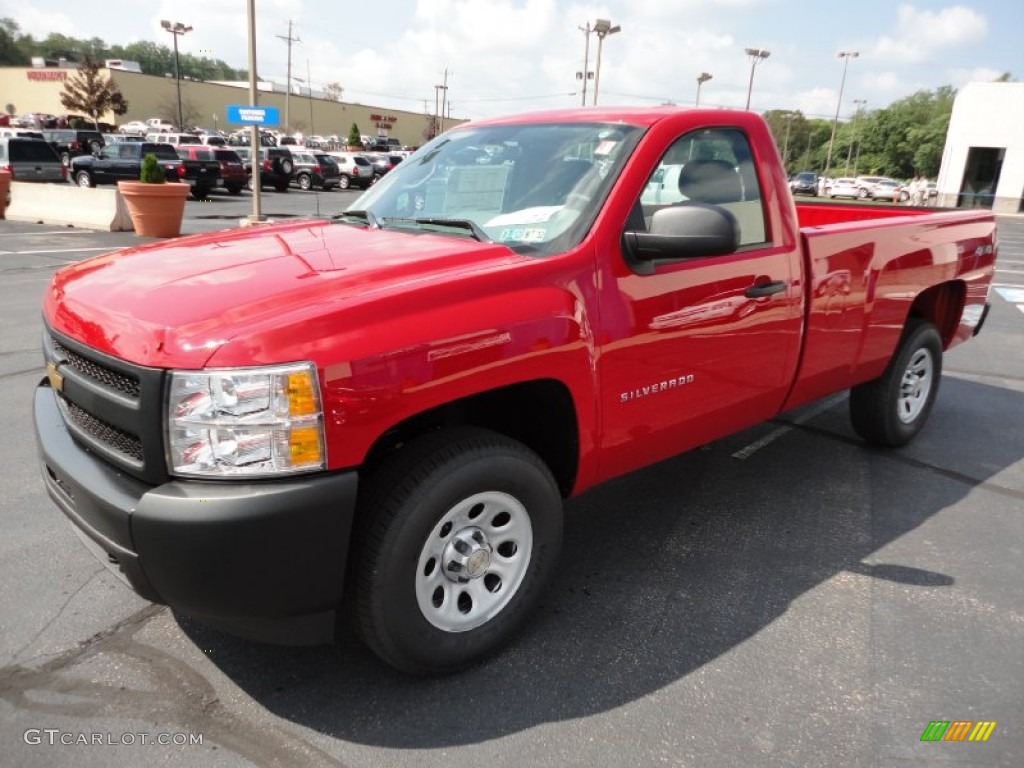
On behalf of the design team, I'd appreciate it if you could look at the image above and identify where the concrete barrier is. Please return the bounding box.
[5,182,134,231]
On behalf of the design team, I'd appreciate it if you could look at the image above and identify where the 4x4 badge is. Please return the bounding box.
[46,361,64,392]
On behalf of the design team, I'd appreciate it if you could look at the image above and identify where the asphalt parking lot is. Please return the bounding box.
[0,204,1021,767]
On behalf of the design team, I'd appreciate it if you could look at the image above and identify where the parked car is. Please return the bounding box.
[70,142,204,193]
[234,146,295,192]
[788,171,817,196]
[174,145,224,198]
[868,178,907,202]
[327,151,374,189]
[826,177,861,199]
[289,150,341,190]
[854,175,888,199]
[103,133,145,145]
[361,152,392,182]
[146,133,202,146]
[145,118,176,133]
[0,136,66,183]
[32,108,998,675]
[211,148,248,195]
[40,129,105,167]
[118,120,149,135]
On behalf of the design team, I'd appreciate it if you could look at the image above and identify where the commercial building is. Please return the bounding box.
[936,82,1024,213]
[0,64,455,148]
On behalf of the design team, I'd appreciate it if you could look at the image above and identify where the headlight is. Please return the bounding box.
[167,362,326,478]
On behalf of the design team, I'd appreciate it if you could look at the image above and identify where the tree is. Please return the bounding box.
[59,56,128,128]
[348,122,362,147]
[324,82,343,102]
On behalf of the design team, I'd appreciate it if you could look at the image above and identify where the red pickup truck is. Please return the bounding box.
[34,108,996,674]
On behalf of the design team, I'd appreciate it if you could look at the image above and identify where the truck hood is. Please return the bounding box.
[45,219,525,368]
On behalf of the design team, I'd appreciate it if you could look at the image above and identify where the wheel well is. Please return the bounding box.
[908,281,966,348]
[362,380,579,497]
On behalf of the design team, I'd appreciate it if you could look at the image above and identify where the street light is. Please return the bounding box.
[823,50,859,181]
[592,18,620,106]
[848,98,867,175]
[782,112,796,169]
[696,71,713,107]
[160,20,193,131]
[576,22,595,107]
[744,47,770,111]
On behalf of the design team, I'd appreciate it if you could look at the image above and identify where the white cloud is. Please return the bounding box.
[0,5,75,37]
[870,4,987,63]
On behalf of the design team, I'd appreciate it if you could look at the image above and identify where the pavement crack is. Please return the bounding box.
[10,564,106,663]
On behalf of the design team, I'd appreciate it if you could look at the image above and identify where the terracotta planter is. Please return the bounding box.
[0,169,10,220]
[117,181,190,237]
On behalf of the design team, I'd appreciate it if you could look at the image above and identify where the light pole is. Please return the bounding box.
[695,71,712,106]
[782,112,796,170]
[845,98,866,175]
[576,22,594,107]
[823,50,859,181]
[160,20,192,130]
[744,47,770,111]
[852,99,866,175]
[592,18,620,106]
[244,0,264,223]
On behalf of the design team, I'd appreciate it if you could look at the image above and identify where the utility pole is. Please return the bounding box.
[276,20,300,133]
[440,68,450,134]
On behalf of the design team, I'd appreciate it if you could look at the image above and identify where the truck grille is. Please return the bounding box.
[50,338,141,398]
[44,327,168,485]
[61,400,144,462]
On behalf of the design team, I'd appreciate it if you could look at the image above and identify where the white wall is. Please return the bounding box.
[937,82,1024,213]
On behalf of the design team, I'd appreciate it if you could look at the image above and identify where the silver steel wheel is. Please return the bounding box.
[415,491,533,633]
[897,347,934,424]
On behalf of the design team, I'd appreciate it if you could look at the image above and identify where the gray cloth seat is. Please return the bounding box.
[678,159,743,204]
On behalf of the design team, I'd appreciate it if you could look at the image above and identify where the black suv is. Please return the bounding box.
[236,147,295,192]
[788,171,818,196]
[41,129,105,167]
[289,150,342,190]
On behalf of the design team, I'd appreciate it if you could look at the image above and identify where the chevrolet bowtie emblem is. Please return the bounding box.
[46,361,64,392]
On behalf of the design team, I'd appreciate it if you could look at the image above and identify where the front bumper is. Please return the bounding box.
[34,382,359,644]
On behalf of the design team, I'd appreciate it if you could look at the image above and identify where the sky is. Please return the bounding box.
[4,0,1022,122]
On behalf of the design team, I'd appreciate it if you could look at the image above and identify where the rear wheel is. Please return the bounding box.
[192,186,212,200]
[225,184,243,195]
[349,427,563,675]
[60,151,71,167]
[849,318,943,446]
[297,173,312,191]
[338,174,351,190]
[858,187,869,199]
[274,182,289,193]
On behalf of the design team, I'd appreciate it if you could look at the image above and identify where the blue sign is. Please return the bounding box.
[226,105,280,127]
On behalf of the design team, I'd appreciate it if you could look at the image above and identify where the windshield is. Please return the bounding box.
[344,121,644,254]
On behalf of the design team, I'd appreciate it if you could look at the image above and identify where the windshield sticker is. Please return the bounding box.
[500,227,547,243]
[486,206,561,227]
[595,140,618,156]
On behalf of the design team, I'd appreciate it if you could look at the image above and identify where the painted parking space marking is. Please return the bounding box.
[993,287,1024,304]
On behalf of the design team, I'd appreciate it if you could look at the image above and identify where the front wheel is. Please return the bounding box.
[76,170,94,188]
[858,187,869,199]
[349,428,563,675]
[297,173,312,191]
[849,318,943,446]
[338,174,351,190]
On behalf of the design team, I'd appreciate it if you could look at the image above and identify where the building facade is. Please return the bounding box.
[936,82,1024,214]
[0,65,457,148]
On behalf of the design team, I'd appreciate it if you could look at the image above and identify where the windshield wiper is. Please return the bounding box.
[379,217,492,243]
[332,209,380,228]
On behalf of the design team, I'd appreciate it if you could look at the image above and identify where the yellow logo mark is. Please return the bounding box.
[46,361,64,392]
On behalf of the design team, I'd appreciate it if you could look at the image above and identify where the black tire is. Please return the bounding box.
[60,151,71,167]
[192,186,211,200]
[246,176,255,191]
[297,173,312,191]
[349,427,563,675]
[858,187,869,199]
[225,184,243,195]
[89,140,103,153]
[338,174,351,190]
[76,170,94,188]
[279,158,294,175]
[274,182,289,193]
[849,318,943,446]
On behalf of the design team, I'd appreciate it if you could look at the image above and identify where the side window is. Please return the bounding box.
[638,128,767,247]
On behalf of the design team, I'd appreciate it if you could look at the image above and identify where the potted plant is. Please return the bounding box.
[117,153,190,237]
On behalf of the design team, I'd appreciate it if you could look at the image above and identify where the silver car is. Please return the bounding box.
[0,137,66,183]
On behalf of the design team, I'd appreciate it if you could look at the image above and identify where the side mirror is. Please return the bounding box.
[622,203,740,275]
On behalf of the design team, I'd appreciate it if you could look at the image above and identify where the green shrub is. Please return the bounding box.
[139,153,166,183]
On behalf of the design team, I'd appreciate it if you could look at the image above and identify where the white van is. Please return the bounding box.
[145,133,202,146]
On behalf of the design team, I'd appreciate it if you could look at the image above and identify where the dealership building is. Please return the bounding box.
[0,63,454,147]
[936,81,1024,213]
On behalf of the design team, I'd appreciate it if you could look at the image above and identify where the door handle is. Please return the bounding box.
[745,280,787,298]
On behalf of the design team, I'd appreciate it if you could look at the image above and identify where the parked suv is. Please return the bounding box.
[290,149,341,190]
[40,129,105,167]
[328,151,374,189]
[235,146,294,192]
[211,148,248,195]
[788,171,817,196]
[0,137,66,183]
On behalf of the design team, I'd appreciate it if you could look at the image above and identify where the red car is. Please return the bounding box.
[212,147,248,195]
